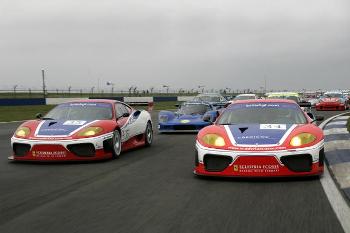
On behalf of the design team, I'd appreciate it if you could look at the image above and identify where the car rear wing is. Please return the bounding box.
[298,101,311,107]
[126,102,154,111]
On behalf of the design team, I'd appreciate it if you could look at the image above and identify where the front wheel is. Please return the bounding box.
[112,130,122,158]
[145,122,153,146]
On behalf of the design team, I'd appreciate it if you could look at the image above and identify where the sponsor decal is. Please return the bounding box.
[32,151,67,158]
[63,120,87,126]
[228,146,287,151]
[260,124,287,130]
[233,164,280,173]
[230,103,298,110]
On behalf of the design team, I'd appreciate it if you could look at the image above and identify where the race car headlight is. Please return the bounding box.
[290,133,316,147]
[202,134,226,147]
[15,127,30,138]
[159,115,168,123]
[78,127,103,137]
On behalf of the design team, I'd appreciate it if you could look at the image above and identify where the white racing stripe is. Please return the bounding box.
[320,112,350,233]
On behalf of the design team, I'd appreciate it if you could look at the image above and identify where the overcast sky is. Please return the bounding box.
[0,0,349,92]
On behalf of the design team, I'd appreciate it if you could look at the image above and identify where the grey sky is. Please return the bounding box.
[1,0,349,92]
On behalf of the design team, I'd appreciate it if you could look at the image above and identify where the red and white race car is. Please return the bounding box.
[10,99,153,161]
[316,91,349,111]
[194,99,324,177]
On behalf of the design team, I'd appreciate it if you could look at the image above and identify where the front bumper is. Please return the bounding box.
[10,133,114,161]
[194,141,324,177]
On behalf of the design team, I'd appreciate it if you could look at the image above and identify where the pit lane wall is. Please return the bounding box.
[0,96,196,106]
[323,114,350,203]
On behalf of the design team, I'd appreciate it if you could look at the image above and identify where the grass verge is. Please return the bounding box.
[0,105,55,122]
[0,102,180,122]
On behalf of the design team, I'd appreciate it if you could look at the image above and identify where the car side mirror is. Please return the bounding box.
[203,115,212,122]
[36,113,42,119]
[307,113,315,120]
[122,112,130,118]
[174,104,180,108]
[316,115,324,121]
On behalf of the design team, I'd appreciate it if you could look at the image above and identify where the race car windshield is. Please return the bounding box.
[178,104,209,115]
[218,103,307,125]
[323,93,343,98]
[193,96,221,102]
[234,95,255,100]
[44,102,113,120]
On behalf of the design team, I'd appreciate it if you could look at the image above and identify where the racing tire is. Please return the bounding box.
[112,130,122,158]
[145,122,153,147]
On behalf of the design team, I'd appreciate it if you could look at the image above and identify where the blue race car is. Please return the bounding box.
[158,102,219,132]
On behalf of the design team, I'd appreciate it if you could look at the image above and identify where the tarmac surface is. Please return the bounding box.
[0,110,346,233]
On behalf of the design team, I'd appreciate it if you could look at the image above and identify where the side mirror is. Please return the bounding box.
[122,112,130,118]
[203,115,212,122]
[307,112,315,120]
[36,113,42,119]
[174,104,180,108]
[316,115,324,121]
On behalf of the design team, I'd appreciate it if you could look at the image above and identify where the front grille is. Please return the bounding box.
[13,143,31,156]
[173,125,197,130]
[67,143,95,157]
[280,154,312,172]
[103,138,114,153]
[195,150,199,167]
[204,154,232,172]
[319,148,325,166]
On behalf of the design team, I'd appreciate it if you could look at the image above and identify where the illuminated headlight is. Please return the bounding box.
[15,127,30,138]
[202,134,226,147]
[290,133,316,147]
[159,115,168,123]
[78,127,103,137]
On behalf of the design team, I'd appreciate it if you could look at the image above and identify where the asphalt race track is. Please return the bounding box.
[0,111,346,233]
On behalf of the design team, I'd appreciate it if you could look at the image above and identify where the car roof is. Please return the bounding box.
[324,91,343,94]
[184,101,211,106]
[64,99,118,104]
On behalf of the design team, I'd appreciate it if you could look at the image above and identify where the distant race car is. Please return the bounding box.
[316,91,349,111]
[230,94,259,103]
[10,99,153,161]
[194,99,325,177]
[158,102,219,132]
[192,93,229,107]
[266,92,302,103]
[303,92,320,107]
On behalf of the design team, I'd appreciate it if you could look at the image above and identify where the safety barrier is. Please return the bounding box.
[0,96,193,106]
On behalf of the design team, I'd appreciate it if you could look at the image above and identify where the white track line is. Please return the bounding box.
[320,112,350,233]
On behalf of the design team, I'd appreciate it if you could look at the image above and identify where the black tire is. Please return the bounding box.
[112,130,122,158]
[145,122,153,147]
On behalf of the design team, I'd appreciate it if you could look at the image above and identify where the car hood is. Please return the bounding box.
[224,123,295,145]
[35,120,97,137]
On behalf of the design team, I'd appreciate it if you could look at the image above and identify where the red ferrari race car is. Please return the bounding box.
[10,99,153,161]
[316,91,349,111]
[194,99,325,177]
